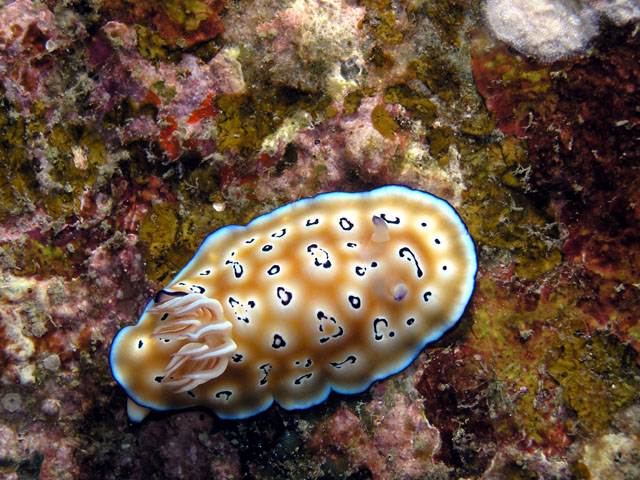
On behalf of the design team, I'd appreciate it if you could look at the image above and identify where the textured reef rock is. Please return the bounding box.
[0,0,639,478]
[483,0,640,61]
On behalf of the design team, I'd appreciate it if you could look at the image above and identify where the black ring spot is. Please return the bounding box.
[306,218,319,226]
[272,334,287,349]
[267,265,281,275]
[348,295,361,309]
[262,244,273,252]
[277,286,293,306]
[339,217,354,231]
[423,291,432,302]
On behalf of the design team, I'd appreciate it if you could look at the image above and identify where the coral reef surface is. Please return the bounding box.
[0,0,638,478]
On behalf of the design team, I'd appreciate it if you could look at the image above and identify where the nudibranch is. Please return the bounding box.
[110,186,477,421]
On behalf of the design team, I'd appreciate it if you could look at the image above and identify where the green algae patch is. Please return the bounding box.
[137,164,265,284]
[419,0,468,47]
[163,0,216,32]
[371,104,399,139]
[407,53,460,103]
[343,89,366,116]
[367,44,395,70]
[0,102,37,221]
[462,137,561,281]
[215,88,331,155]
[460,111,497,137]
[362,0,404,44]
[383,83,437,126]
[136,25,183,63]
[426,127,454,157]
[548,331,640,435]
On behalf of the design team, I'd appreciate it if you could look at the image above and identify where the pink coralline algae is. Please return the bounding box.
[87,20,245,160]
[0,0,82,112]
[307,393,443,479]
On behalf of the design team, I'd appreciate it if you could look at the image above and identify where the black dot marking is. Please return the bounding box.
[259,363,272,385]
[348,295,361,309]
[187,391,196,398]
[373,317,390,341]
[271,228,287,238]
[398,247,423,278]
[232,354,243,363]
[267,264,281,275]
[215,391,232,400]
[330,355,357,369]
[199,269,211,276]
[406,317,415,326]
[272,334,287,349]
[295,360,301,366]
[442,265,448,270]
[380,213,400,224]
[294,373,313,385]
[346,242,357,248]
[317,310,343,343]
[276,286,293,306]
[230,251,235,257]
[262,244,273,252]
[306,218,319,226]
[435,238,441,244]
[160,313,169,321]
[389,331,395,337]
[225,260,244,278]
[421,222,427,227]
[229,297,252,323]
[190,285,205,294]
[178,282,186,286]
[423,291,432,302]
[154,375,164,383]
[164,339,170,343]
[154,289,188,303]
[339,217,354,231]
[371,261,378,268]
[138,340,143,349]
[245,238,255,244]
[306,244,332,268]
[355,266,366,276]
[304,358,312,367]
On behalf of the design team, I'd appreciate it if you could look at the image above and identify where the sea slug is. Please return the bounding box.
[110,186,477,421]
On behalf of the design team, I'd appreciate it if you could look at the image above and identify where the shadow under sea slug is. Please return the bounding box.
[110,186,477,421]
